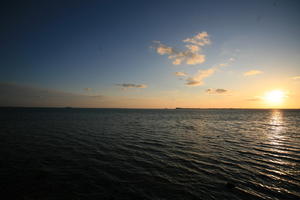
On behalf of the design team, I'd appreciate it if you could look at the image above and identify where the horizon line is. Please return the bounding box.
[1,106,300,110]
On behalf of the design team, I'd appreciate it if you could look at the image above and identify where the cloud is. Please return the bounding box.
[155,43,175,55]
[246,97,261,101]
[154,32,237,88]
[218,63,228,67]
[174,72,188,77]
[206,88,229,94]
[291,76,300,80]
[0,82,105,107]
[214,57,236,68]
[116,83,147,89]
[186,68,216,86]
[183,32,210,46]
[185,44,200,53]
[153,32,210,65]
[244,70,263,76]
[184,57,235,86]
[174,56,235,87]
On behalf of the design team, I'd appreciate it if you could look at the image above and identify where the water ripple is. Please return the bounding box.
[0,108,299,199]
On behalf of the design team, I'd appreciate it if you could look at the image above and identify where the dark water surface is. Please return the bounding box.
[1,108,300,200]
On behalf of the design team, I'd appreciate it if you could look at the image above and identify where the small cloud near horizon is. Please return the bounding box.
[244,70,263,76]
[206,88,229,94]
[246,97,261,101]
[116,83,148,89]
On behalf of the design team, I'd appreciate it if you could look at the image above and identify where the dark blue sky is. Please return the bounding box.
[1,0,300,108]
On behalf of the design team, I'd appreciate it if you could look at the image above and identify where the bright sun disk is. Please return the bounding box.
[264,90,285,105]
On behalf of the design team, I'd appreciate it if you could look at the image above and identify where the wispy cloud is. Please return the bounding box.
[174,72,188,77]
[186,68,216,86]
[153,32,210,65]
[246,97,261,101]
[184,57,235,86]
[291,76,300,80]
[244,70,263,76]
[116,83,147,89]
[206,88,229,94]
[217,58,235,68]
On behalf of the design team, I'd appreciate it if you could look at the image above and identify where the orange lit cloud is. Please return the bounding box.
[244,70,263,76]
[174,72,188,77]
[153,32,210,65]
[155,43,175,55]
[183,32,210,46]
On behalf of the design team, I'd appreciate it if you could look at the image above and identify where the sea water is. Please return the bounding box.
[1,108,299,199]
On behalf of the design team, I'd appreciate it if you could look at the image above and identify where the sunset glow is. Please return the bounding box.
[264,90,286,105]
[0,1,299,109]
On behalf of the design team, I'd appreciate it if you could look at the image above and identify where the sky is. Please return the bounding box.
[0,0,300,108]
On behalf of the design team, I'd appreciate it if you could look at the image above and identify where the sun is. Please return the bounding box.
[264,90,285,105]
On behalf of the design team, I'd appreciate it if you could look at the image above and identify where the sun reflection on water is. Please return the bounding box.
[267,110,288,156]
[269,110,284,133]
[262,110,298,183]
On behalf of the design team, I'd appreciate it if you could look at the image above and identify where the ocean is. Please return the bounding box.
[0,108,299,200]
